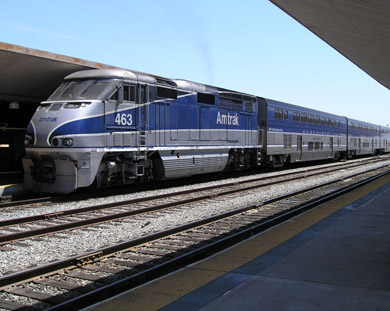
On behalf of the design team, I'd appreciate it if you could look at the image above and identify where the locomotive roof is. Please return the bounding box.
[65,69,156,84]
[65,69,241,95]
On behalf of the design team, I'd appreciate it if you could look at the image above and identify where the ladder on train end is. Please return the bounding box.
[136,130,147,176]
[137,89,148,177]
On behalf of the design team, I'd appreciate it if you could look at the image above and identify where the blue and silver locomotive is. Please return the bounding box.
[23,69,390,193]
[23,69,259,193]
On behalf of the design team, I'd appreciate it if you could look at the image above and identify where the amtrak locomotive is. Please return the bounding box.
[23,69,390,193]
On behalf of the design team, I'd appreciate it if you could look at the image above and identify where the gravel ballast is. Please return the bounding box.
[0,158,389,276]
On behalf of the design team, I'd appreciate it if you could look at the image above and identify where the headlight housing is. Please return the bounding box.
[51,137,74,147]
[62,138,74,146]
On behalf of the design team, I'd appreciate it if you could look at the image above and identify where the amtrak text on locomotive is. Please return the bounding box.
[216,111,239,126]
[38,116,58,122]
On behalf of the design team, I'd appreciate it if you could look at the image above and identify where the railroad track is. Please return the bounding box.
[0,155,386,210]
[0,164,388,310]
[0,157,387,248]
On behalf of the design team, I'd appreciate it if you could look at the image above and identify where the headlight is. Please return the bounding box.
[62,138,74,146]
[52,138,59,146]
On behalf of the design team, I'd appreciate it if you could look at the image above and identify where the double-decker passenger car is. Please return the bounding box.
[22,69,387,194]
[346,118,381,157]
[379,125,390,153]
[258,99,347,167]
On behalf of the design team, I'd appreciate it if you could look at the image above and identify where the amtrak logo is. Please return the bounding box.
[38,116,58,122]
[216,111,239,126]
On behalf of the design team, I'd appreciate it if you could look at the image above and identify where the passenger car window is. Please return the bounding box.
[293,112,300,122]
[274,109,283,120]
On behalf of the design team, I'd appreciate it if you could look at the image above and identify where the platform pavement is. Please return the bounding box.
[0,172,24,197]
[84,174,390,311]
[0,184,25,196]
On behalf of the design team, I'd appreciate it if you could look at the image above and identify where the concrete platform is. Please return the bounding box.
[85,174,390,311]
[0,172,25,196]
[0,184,25,196]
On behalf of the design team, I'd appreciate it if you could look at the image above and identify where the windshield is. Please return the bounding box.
[48,79,120,101]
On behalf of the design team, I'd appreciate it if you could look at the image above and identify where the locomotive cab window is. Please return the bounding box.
[123,85,136,102]
[140,85,148,103]
[110,90,118,101]
[109,84,136,102]
[49,80,116,101]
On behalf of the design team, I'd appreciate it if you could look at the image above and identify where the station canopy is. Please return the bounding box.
[0,42,118,106]
[270,0,390,90]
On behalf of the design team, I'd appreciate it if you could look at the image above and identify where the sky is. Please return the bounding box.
[1,0,389,126]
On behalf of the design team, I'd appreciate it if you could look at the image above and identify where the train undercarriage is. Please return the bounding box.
[94,147,262,189]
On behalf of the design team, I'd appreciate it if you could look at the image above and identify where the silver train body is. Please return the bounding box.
[22,69,390,193]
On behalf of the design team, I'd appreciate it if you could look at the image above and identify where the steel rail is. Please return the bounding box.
[0,196,52,209]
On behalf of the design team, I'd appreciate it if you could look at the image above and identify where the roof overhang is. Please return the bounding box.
[270,0,390,90]
[0,42,118,104]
